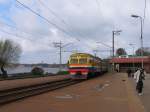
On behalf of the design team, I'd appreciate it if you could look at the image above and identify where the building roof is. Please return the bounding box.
[110,56,150,63]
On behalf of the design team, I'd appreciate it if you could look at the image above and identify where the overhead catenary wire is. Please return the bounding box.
[38,0,84,42]
[0,19,47,38]
[95,0,112,51]
[38,0,68,26]
[0,19,57,47]
[35,1,83,62]
[38,0,97,48]
[0,29,33,41]
[0,28,50,46]
[0,12,59,41]
[53,41,74,69]
[39,0,93,42]
[39,0,99,44]
[15,0,107,55]
[15,0,74,39]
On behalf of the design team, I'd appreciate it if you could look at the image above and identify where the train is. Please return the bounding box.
[68,53,108,79]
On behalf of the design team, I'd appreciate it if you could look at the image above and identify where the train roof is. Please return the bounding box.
[70,53,101,60]
[70,53,93,57]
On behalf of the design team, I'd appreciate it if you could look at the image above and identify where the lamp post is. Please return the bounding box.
[112,30,122,71]
[129,43,135,72]
[131,14,144,68]
[112,30,122,57]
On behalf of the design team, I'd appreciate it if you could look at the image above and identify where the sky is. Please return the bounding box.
[0,0,149,64]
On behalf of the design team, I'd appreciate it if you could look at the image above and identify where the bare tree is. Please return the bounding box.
[0,39,22,78]
[116,48,127,56]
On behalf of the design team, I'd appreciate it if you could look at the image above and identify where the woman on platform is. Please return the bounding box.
[134,68,145,95]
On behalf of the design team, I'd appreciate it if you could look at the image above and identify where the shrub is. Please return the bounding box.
[31,67,44,76]
[56,71,69,75]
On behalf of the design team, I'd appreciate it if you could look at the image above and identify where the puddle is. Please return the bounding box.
[94,81,111,92]
[55,94,73,99]
[94,84,105,91]
[105,80,111,83]
[104,83,110,87]
[122,79,126,82]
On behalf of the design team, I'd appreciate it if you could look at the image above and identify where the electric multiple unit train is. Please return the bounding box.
[68,53,108,79]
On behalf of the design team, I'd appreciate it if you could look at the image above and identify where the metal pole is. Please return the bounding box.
[132,45,135,72]
[112,31,115,57]
[133,46,135,72]
[131,15,144,69]
[129,44,135,72]
[112,31,115,71]
[59,41,62,71]
[110,48,112,58]
[111,30,122,71]
[140,17,144,68]
[53,41,73,71]
[94,53,96,57]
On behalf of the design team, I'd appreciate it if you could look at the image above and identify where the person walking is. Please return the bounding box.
[134,68,140,91]
[134,68,140,79]
[135,68,145,95]
[127,69,132,77]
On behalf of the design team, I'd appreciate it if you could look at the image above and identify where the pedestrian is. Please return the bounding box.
[135,68,145,95]
[127,69,132,77]
[134,68,140,80]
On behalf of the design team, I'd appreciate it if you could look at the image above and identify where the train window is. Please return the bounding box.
[79,58,87,64]
[87,58,93,63]
[89,59,93,63]
[70,59,78,64]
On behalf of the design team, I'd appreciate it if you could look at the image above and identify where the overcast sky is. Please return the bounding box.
[0,0,149,64]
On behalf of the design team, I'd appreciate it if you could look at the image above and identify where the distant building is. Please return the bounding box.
[110,55,150,73]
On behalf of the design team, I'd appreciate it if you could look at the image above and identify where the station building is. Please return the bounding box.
[110,55,150,73]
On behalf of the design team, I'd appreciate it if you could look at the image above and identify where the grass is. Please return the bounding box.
[56,70,69,75]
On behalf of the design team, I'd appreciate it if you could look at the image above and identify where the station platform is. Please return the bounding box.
[131,72,150,112]
[0,73,146,112]
[0,75,70,91]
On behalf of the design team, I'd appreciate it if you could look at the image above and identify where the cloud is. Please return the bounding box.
[0,0,149,63]
[0,0,8,4]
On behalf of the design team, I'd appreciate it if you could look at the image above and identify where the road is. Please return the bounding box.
[0,73,145,112]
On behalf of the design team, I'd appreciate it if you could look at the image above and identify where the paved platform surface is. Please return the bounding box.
[0,75,69,91]
[130,73,150,112]
[0,73,146,112]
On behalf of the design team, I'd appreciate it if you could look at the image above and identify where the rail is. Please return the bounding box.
[0,78,81,105]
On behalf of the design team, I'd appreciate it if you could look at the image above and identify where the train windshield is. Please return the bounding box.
[79,58,87,64]
[70,58,78,64]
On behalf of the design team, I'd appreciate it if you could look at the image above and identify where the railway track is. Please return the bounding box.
[0,78,81,105]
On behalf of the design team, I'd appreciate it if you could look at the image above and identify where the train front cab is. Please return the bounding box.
[68,54,100,79]
[69,67,90,79]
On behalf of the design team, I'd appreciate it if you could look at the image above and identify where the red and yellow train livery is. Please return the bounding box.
[68,53,107,79]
